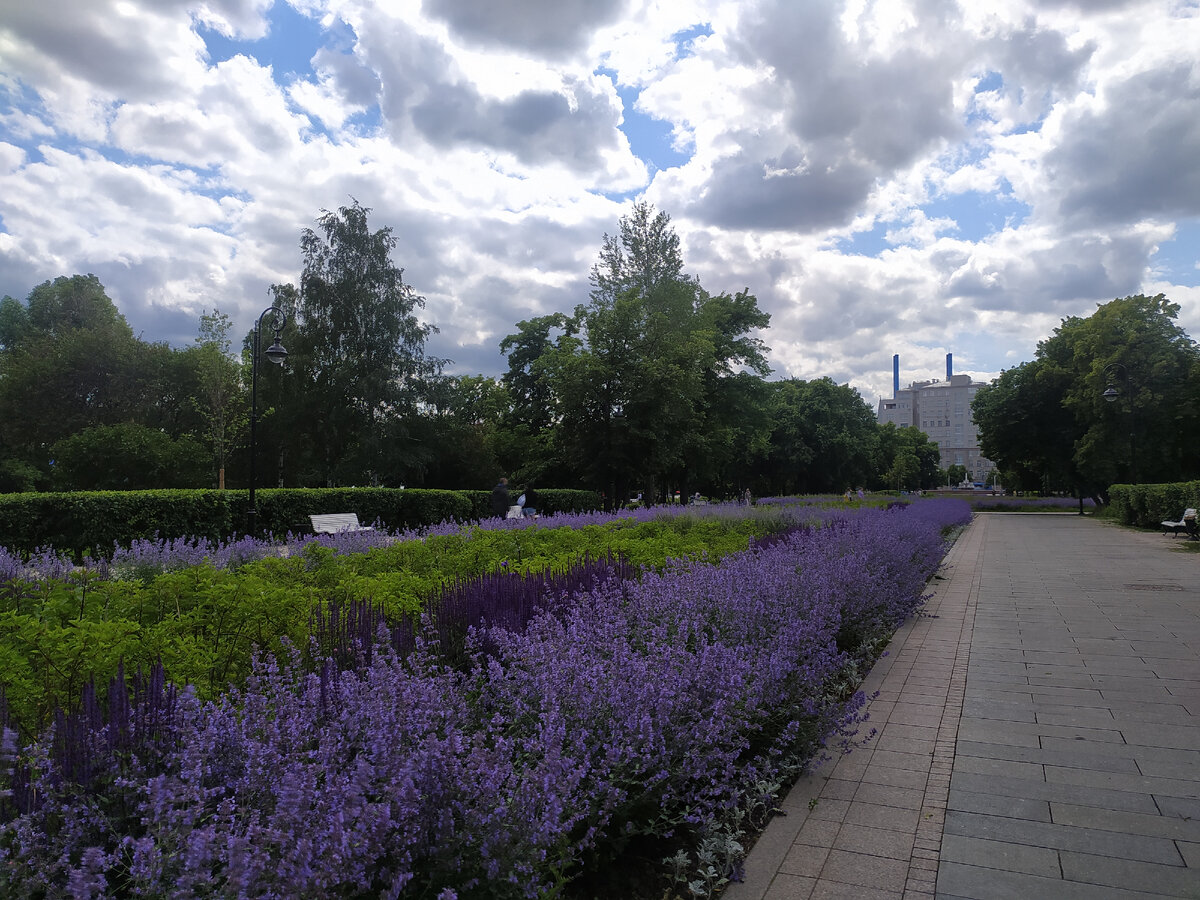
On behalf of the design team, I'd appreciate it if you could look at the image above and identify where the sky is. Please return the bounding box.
[0,0,1198,404]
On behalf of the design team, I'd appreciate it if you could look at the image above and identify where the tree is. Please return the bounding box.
[25,274,132,338]
[412,374,509,489]
[264,201,443,486]
[0,296,30,350]
[677,289,773,495]
[589,201,685,307]
[973,294,1200,500]
[944,464,967,487]
[1055,294,1200,488]
[50,424,209,490]
[753,378,878,495]
[0,276,168,485]
[496,314,579,486]
[872,423,942,491]
[499,313,575,434]
[184,309,247,488]
[972,360,1083,494]
[502,203,773,503]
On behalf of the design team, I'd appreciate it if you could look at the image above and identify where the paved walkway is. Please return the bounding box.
[725,513,1200,900]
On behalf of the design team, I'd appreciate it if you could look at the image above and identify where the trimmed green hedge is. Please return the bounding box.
[0,490,233,558]
[1106,481,1200,528]
[0,487,602,558]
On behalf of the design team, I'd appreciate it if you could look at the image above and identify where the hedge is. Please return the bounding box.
[0,487,602,558]
[1105,481,1200,528]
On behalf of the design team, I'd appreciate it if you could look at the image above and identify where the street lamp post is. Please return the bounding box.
[1102,362,1136,484]
[248,306,288,536]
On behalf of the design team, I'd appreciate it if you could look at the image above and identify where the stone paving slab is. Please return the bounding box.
[724,513,1200,900]
[725,511,984,900]
[939,515,1200,900]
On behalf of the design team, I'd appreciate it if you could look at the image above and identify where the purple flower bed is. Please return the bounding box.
[0,500,971,898]
[2,505,755,585]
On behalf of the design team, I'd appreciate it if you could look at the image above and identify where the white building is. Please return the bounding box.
[876,356,998,486]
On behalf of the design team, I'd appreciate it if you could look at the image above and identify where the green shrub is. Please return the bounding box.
[0,488,604,557]
[0,490,233,559]
[1107,481,1200,527]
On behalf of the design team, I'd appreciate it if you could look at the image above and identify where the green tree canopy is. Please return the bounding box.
[176,309,248,487]
[872,423,943,491]
[412,374,508,489]
[754,378,879,495]
[973,294,1200,499]
[50,423,209,490]
[500,202,772,503]
[0,276,184,487]
[263,201,443,487]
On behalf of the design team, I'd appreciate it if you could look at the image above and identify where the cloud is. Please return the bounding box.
[666,0,968,233]
[1044,64,1200,226]
[421,0,631,57]
[0,0,1196,408]
[689,147,878,232]
[0,0,210,105]
[411,76,624,171]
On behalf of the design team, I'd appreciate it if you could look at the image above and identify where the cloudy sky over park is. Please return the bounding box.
[0,0,1197,401]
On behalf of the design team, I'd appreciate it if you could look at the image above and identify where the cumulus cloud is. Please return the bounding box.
[667,0,968,233]
[421,0,631,57]
[411,76,624,171]
[0,0,210,104]
[1044,64,1200,226]
[0,0,1196,403]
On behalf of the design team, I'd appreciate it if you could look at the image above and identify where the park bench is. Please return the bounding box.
[1161,508,1197,539]
[310,513,374,534]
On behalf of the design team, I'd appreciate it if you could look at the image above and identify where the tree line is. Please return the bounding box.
[971,293,1200,502]
[1,200,949,501]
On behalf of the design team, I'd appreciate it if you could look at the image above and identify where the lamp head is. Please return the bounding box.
[1102,385,1119,403]
[265,336,288,365]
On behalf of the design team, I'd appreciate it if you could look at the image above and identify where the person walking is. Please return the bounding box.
[490,476,510,518]
[520,485,539,518]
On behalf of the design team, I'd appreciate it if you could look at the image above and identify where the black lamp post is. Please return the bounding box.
[248,306,288,536]
[1102,362,1136,484]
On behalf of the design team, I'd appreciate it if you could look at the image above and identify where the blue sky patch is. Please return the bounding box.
[837,220,892,257]
[614,83,691,172]
[974,71,1004,94]
[838,189,1030,256]
[0,83,51,165]
[595,65,692,174]
[1151,220,1200,286]
[671,22,715,54]
[920,190,1029,243]
[198,1,325,81]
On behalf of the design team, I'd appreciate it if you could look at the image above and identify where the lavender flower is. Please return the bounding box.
[0,499,972,897]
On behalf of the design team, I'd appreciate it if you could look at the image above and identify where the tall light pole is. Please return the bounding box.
[1102,362,1136,484]
[248,306,288,536]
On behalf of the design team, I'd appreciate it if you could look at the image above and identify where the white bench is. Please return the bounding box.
[1161,508,1197,538]
[310,513,374,534]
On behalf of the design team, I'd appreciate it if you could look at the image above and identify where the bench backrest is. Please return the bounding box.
[310,513,364,533]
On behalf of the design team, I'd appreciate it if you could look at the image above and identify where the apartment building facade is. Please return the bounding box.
[876,356,998,486]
